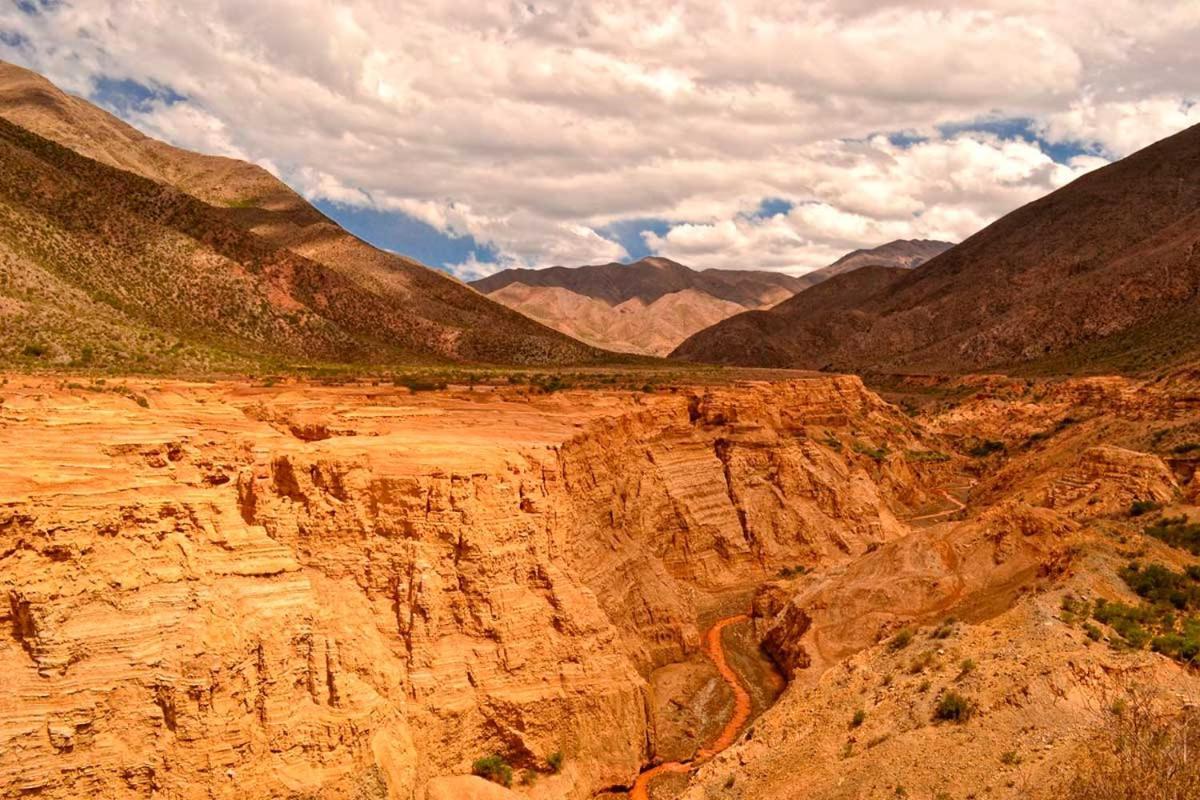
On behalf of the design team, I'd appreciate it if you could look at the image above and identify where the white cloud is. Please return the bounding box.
[1038,96,1200,158]
[0,1,1196,274]
[644,133,1104,272]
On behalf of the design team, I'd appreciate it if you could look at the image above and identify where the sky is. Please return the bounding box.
[2,2,1199,278]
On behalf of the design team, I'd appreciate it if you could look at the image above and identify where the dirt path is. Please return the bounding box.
[908,488,969,523]
[629,614,753,800]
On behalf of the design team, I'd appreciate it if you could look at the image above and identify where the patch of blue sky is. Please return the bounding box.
[313,199,499,274]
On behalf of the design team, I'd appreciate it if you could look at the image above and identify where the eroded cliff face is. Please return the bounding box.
[0,375,943,800]
[678,372,1200,800]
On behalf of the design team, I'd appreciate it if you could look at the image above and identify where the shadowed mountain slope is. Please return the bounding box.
[471,256,806,355]
[796,239,954,287]
[471,256,806,306]
[673,124,1200,375]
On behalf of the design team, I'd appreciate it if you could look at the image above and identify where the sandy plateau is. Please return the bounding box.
[2,371,1200,800]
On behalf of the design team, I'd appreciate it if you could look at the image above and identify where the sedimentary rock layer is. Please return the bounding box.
[0,375,940,800]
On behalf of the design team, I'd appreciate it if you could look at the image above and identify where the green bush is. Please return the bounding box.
[888,628,914,651]
[472,755,513,787]
[905,449,950,462]
[853,441,889,461]
[851,709,866,728]
[1129,499,1162,517]
[1119,563,1200,610]
[1145,515,1200,555]
[393,375,447,392]
[968,440,1005,458]
[546,751,564,774]
[934,690,973,723]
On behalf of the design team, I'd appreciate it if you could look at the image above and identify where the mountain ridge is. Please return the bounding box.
[0,60,609,369]
[672,123,1200,375]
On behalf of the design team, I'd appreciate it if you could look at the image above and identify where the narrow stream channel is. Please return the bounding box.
[628,612,771,800]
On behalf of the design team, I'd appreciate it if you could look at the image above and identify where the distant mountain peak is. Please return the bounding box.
[470,256,809,355]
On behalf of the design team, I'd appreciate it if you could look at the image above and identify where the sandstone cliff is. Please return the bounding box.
[0,375,943,800]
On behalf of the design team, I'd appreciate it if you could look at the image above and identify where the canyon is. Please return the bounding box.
[3,368,1199,799]
[0,372,941,799]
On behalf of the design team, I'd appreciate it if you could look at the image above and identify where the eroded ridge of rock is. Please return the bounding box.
[0,375,942,799]
[680,373,1200,800]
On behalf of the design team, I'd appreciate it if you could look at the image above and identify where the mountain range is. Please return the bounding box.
[673,123,1200,375]
[471,241,952,356]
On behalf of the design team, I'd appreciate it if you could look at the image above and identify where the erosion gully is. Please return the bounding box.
[618,605,786,800]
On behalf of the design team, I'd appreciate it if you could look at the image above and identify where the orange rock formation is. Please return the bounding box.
[0,374,942,800]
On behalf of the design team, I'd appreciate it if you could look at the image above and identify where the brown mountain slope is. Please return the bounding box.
[796,238,954,287]
[0,60,605,368]
[471,256,803,355]
[486,283,747,355]
[471,256,805,306]
[672,123,1200,374]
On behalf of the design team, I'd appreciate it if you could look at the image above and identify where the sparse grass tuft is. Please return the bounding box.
[888,628,914,651]
[933,690,974,723]
[1065,689,1200,800]
[472,755,513,788]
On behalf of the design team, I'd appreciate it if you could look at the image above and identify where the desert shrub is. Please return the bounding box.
[851,709,866,728]
[546,751,564,774]
[1061,593,1090,624]
[968,439,1005,458]
[1119,563,1200,610]
[393,375,447,392]
[908,650,936,674]
[1000,750,1023,766]
[1090,568,1200,663]
[1171,442,1200,455]
[933,690,973,723]
[852,441,889,461]
[532,374,571,393]
[21,343,47,358]
[930,617,957,639]
[1145,515,1200,555]
[957,658,976,678]
[888,628,914,651]
[1065,690,1200,800]
[472,755,513,787]
[1150,631,1200,663]
[778,564,807,578]
[1130,499,1162,517]
[905,449,950,462]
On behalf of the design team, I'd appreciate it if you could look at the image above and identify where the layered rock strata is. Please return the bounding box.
[0,375,938,800]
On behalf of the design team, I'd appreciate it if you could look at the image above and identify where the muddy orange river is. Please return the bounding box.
[630,613,754,800]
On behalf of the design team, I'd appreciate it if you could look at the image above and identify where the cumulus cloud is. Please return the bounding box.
[0,0,1197,274]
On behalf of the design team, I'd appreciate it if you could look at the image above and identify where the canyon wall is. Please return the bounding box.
[0,376,942,800]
